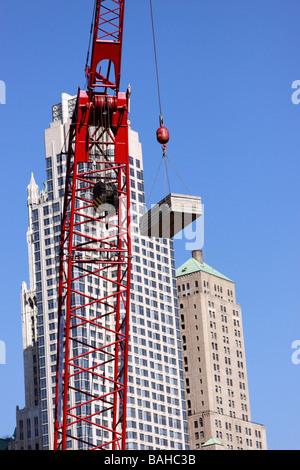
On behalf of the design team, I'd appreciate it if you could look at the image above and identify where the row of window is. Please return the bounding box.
[132,246,171,264]
[129,156,141,168]
[177,280,199,292]
[18,417,39,440]
[215,430,261,448]
[177,281,234,297]
[129,167,144,180]
[126,440,184,450]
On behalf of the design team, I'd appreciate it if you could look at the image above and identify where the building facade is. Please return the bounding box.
[15,93,188,450]
[176,249,267,450]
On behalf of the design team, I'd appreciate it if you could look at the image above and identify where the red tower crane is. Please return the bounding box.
[54,0,131,450]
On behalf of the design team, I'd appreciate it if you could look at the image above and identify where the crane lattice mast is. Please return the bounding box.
[54,0,131,450]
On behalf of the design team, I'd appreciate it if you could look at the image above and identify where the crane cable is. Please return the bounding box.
[149,0,163,124]
[148,0,171,203]
[147,0,191,205]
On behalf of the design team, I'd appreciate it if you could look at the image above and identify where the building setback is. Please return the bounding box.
[176,250,267,450]
[15,93,188,450]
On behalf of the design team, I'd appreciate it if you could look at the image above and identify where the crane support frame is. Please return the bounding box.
[54,0,131,451]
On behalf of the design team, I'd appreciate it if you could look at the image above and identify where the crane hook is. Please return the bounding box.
[156,114,169,145]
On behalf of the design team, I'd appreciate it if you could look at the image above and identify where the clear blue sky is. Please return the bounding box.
[0,0,299,450]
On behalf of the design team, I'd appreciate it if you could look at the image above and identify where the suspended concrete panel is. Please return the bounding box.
[139,193,202,239]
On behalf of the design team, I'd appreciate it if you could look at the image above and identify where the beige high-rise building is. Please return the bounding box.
[176,250,267,450]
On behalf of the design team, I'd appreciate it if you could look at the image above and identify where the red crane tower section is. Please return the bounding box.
[54,0,131,450]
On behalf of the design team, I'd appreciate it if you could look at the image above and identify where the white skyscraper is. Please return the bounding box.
[16,93,188,450]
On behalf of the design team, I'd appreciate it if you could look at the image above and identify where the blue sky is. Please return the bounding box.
[0,0,300,450]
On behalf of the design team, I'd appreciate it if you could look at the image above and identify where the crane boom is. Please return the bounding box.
[54,0,131,450]
[86,0,125,96]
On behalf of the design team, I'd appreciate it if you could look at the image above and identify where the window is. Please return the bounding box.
[53,202,60,213]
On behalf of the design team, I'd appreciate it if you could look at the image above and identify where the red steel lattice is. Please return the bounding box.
[54,0,130,450]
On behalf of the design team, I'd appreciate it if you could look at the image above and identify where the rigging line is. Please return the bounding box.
[165,154,191,195]
[149,0,162,119]
[162,145,171,195]
[164,153,171,196]
[146,154,164,207]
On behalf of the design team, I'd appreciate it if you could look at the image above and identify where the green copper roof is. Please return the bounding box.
[176,257,234,283]
[202,437,224,447]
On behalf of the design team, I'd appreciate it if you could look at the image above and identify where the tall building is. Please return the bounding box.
[176,249,267,450]
[15,93,188,450]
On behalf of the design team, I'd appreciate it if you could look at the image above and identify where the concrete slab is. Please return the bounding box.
[139,193,202,239]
